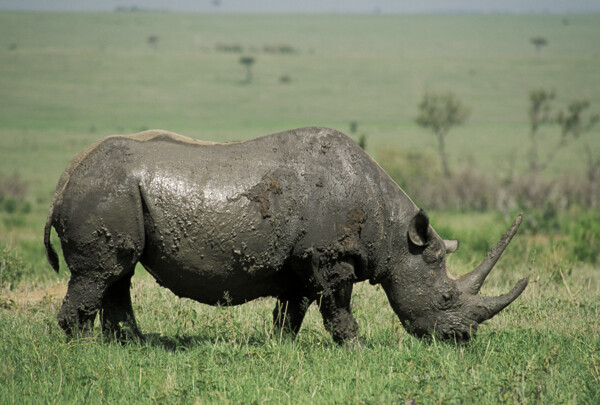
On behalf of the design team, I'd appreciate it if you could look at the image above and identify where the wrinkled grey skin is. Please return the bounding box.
[44,127,527,345]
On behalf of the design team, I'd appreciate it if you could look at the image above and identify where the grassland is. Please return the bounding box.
[0,11,599,404]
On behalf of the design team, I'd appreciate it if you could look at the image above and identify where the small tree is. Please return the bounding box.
[147,35,159,49]
[358,134,367,150]
[528,89,555,171]
[585,147,600,208]
[416,91,470,178]
[530,36,548,53]
[239,56,255,84]
[556,100,600,139]
[527,89,599,172]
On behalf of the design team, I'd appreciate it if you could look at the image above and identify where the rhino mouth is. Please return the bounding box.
[408,322,477,343]
[402,317,477,343]
[438,325,477,343]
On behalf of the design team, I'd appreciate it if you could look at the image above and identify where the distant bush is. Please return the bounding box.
[519,202,561,234]
[0,172,29,213]
[377,148,600,213]
[215,43,244,53]
[0,247,24,290]
[567,210,600,264]
[508,172,599,214]
[147,35,159,49]
[215,42,297,67]
[279,75,292,84]
[3,198,17,213]
[263,44,296,54]
[358,134,367,150]
[530,36,548,53]
[378,149,497,211]
[114,6,142,12]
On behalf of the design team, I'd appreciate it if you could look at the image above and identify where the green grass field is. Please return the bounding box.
[0,11,599,403]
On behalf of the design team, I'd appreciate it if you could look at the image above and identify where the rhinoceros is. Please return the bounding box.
[44,127,527,345]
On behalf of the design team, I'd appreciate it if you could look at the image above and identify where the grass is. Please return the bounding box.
[0,11,599,403]
[1,262,598,403]
[2,207,598,403]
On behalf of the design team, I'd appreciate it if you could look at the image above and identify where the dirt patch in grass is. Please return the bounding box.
[1,282,66,310]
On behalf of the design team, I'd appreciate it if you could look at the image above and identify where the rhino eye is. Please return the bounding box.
[439,291,455,309]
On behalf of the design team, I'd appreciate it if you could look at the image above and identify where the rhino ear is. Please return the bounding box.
[408,209,430,247]
[444,239,459,253]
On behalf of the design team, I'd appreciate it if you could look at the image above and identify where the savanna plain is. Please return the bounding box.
[0,11,599,404]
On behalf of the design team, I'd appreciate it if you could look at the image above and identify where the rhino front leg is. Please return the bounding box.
[318,279,360,346]
[314,260,361,346]
[272,293,313,338]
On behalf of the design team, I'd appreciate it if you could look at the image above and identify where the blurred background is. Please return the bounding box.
[0,1,599,286]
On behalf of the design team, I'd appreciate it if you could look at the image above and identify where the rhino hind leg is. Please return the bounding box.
[100,272,144,342]
[58,236,143,339]
[58,274,107,338]
[272,293,313,338]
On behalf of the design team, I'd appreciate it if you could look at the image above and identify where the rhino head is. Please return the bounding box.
[380,211,528,342]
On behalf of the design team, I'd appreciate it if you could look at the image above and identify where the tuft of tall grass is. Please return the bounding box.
[0,247,24,290]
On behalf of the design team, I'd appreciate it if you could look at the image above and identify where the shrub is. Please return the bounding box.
[263,44,296,54]
[2,198,17,214]
[0,172,27,202]
[375,148,600,213]
[567,210,600,263]
[520,202,561,234]
[215,43,243,53]
[0,172,30,214]
[147,35,159,49]
[0,247,24,290]
[358,134,367,150]
[378,148,499,211]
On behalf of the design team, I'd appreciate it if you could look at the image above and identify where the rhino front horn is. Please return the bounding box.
[457,213,523,295]
[473,277,529,322]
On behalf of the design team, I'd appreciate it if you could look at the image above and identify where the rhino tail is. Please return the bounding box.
[44,204,59,273]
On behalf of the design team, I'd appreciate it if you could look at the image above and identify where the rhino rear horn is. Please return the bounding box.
[457,213,523,295]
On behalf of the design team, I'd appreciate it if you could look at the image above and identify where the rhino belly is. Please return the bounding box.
[138,233,286,305]
[137,194,296,305]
